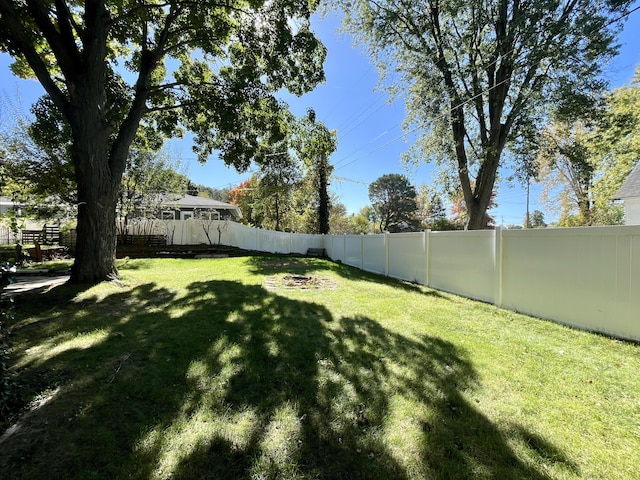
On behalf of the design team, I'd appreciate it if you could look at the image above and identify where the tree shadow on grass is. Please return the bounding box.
[2,278,573,479]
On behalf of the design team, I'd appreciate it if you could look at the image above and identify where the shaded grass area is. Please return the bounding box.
[1,257,639,479]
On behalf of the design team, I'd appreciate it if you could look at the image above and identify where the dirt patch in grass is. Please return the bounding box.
[264,274,338,291]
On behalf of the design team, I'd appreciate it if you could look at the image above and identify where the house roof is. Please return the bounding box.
[0,196,27,209]
[160,194,242,220]
[614,161,640,200]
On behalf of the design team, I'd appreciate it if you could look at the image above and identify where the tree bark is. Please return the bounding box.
[317,155,330,235]
[274,192,281,231]
[67,91,122,283]
[71,174,119,284]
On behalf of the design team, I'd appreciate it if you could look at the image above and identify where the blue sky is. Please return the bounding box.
[1,5,639,226]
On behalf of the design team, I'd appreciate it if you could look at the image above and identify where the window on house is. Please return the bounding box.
[181,211,194,221]
[161,211,175,220]
[195,210,221,221]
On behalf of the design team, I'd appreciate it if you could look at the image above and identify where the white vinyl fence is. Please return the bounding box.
[143,219,325,255]
[133,220,640,342]
[328,226,640,342]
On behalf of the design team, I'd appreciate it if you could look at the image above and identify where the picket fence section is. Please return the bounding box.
[138,220,640,342]
[0,226,19,245]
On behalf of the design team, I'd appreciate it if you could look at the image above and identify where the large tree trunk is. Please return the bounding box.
[65,32,146,283]
[71,175,119,284]
[68,102,122,284]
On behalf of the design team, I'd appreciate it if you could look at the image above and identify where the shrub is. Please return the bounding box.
[0,264,19,425]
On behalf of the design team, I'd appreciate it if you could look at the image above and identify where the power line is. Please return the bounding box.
[319,64,376,125]
[333,122,402,168]
[335,93,386,132]
[337,101,388,141]
[332,175,369,185]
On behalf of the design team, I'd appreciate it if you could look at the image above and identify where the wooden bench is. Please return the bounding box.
[42,225,60,244]
[21,225,60,245]
[307,248,326,258]
[21,230,42,244]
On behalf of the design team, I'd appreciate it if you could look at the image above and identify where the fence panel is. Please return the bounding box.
[387,232,427,284]
[501,226,640,340]
[362,235,387,275]
[224,222,258,250]
[428,230,496,303]
[256,230,289,254]
[325,235,349,263]
[291,234,324,255]
[343,236,363,268]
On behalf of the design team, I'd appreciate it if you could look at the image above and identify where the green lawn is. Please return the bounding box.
[2,256,639,479]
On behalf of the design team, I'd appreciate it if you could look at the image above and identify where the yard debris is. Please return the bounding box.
[108,353,132,384]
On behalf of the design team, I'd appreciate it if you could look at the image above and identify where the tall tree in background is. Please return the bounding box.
[535,69,640,226]
[536,120,596,225]
[525,210,547,229]
[1,119,76,216]
[229,177,259,227]
[334,0,633,229]
[368,173,419,232]
[292,109,336,234]
[590,70,640,223]
[249,111,301,231]
[196,186,231,203]
[1,96,78,219]
[252,151,301,231]
[0,0,326,283]
[415,184,448,229]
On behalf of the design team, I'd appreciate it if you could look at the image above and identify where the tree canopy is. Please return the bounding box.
[368,173,419,232]
[291,109,336,234]
[332,0,634,229]
[0,0,326,282]
[535,69,640,226]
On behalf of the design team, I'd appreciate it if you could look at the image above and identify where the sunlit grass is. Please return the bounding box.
[2,256,639,479]
[17,329,110,369]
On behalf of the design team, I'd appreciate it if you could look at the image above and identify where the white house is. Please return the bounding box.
[157,194,243,222]
[613,161,640,225]
[0,196,24,215]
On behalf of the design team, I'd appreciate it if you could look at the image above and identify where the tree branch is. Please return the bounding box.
[0,0,69,112]
[26,0,82,75]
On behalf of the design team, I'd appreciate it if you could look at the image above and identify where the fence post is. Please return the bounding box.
[343,234,347,263]
[494,226,503,307]
[360,233,364,270]
[425,230,430,287]
[385,232,390,277]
